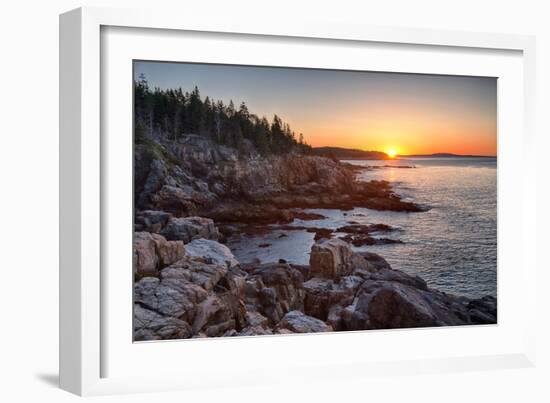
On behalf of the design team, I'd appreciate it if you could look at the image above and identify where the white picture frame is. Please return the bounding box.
[59,6,537,396]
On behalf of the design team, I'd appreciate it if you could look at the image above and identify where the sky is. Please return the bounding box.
[134,61,497,156]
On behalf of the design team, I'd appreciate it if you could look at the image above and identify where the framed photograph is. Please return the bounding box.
[60,7,537,396]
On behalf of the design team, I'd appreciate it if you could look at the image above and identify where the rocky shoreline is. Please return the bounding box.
[134,234,496,340]
[133,134,496,340]
[135,135,425,228]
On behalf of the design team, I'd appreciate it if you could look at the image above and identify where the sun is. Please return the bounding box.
[387,149,397,158]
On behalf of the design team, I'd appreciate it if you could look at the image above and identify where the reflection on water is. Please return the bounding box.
[227,157,497,299]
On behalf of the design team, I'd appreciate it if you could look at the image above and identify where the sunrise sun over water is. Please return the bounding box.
[132,59,498,342]
[135,61,497,156]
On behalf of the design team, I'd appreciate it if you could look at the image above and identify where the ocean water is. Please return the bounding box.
[227,157,497,299]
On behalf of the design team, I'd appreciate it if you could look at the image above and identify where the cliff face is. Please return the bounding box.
[134,134,422,224]
[136,135,352,203]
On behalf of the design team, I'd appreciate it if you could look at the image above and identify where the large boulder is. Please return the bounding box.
[467,295,497,324]
[244,263,306,324]
[164,256,228,292]
[192,295,235,337]
[303,275,363,321]
[133,233,158,275]
[133,232,185,276]
[276,310,332,333]
[160,216,220,243]
[358,251,392,271]
[134,304,192,341]
[185,238,239,268]
[166,256,248,332]
[154,235,186,269]
[305,240,494,331]
[134,254,249,338]
[218,265,249,330]
[361,282,439,329]
[309,238,368,278]
[365,267,428,290]
[134,275,208,323]
[341,280,473,331]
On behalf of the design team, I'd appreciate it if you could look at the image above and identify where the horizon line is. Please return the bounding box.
[312,146,496,158]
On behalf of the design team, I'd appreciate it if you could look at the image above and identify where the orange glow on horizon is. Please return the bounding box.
[135,61,497,157]
[295,102,497,156]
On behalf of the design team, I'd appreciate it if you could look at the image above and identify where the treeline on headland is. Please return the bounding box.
[312,146,389,160]
[134,75,312,155]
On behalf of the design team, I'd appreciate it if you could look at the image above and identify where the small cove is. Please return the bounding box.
[227,157,497,299]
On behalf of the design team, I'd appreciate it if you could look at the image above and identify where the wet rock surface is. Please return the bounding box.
[339,233,403,246]
[336,223,403,246]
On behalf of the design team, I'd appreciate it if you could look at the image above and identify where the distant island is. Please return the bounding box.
[312,148,496,160]
[399,153,496,158]
[312,147,389,160]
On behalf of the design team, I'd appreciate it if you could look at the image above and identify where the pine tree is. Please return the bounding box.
[133,79,311,155]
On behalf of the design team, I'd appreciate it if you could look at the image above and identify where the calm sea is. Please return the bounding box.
[227,157,497,299]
